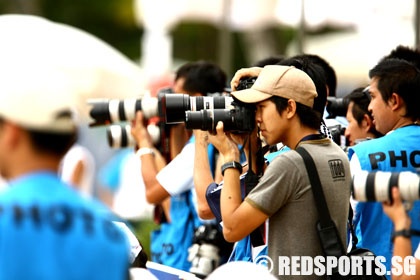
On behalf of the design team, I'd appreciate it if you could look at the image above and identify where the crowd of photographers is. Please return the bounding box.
[136,45,420,280]
[1,39,420,280]
[80,44,420,279]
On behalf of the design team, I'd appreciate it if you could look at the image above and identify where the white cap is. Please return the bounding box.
[0,66,77,133]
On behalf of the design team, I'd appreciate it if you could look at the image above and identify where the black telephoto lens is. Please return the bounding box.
[89,102,112,125]
[164,94,191,124]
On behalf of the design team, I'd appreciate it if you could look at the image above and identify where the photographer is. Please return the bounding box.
[348,58,420,278]
[210,65,351,279]
[130,60,231,274]
[343,86,383,147]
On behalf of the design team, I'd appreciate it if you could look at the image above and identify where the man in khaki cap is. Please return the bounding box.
[209,65,351,279]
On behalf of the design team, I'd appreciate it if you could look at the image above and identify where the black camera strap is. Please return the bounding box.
[296,146,346,258]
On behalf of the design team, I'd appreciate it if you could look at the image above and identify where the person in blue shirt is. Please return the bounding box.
[348,58,420,279]
[0,66,130,280]
[130,60,232,277]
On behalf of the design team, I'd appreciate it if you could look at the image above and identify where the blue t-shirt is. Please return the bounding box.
[0,171,130,280]
[348,124,420,279]
[98,148,133,192]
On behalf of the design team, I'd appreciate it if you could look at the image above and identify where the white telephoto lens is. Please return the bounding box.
[147,124,161,145]
[398,171,420,201]
[374,171,393,202]
[352,171,369,202]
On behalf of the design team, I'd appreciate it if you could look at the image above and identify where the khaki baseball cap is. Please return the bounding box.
[231,65,318,108]
[0,66,77,133]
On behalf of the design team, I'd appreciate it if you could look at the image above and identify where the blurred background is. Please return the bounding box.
[2,0,418,94]
[1,0,418,255]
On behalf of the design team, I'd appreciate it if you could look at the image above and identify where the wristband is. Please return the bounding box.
[136,147,155,157]
[221,161,243,176]
[391,229,411,242]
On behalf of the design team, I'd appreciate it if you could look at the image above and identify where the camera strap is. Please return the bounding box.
[296,146,346,258]
[244,131,266,247]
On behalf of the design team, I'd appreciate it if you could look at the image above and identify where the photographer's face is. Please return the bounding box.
[368,79,395,135]
[345,102,369,146]
[255,99,284,145]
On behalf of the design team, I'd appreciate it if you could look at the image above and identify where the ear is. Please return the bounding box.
[1,122,22,149]
[361,114,373,132]
[286,99,297,119]
[389,92,404,111]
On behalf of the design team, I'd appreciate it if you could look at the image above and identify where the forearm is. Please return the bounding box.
[193,139,215,219]
[220,167,243,241]
[140,152,170,204]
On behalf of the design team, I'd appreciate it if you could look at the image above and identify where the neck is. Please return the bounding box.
[5,151,60,181]
[285,127,320,150]
[393,118,418,131]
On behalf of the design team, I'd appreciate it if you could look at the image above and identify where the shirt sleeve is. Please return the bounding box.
[156,143,195,196]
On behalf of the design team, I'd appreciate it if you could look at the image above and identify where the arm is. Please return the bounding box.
[131,111,170,204]
[211,121,268,242]
[69,160,84,191]
[383,187,420,280]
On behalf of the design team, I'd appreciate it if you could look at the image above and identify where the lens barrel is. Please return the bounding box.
[351,170,420,202]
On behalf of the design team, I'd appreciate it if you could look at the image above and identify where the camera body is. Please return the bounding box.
[352,170,420,202]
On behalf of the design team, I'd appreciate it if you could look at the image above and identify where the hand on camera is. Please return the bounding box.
[208,121,240,163]
[131,111,154,148]
[230,67,262,91]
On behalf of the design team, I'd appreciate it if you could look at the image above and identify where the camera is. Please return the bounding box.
[352,170,420,202]
[184,100,256,133]
[88,87,174,127]
[236,76,257,90]
[167,76,257,133]
[188,224,224,279]
[106,123,161,148]
[164,93,233,124]
[88,96,161,127]
[88,88,173,154]
[326,96,349,119]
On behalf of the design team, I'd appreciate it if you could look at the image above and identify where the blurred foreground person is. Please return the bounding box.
[0,67,130,280]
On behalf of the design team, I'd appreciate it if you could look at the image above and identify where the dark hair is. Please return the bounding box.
[175,60,227,95]
[277,56,327,116]
[344,87,371,123]
[27,130,77,157]
[291,54,337,97]
[252,55,285,67]
[344,87,383,138]
[380,45,420,70]
[0,117,76,157]
[270,96,321,130]
[369,58,420,120]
